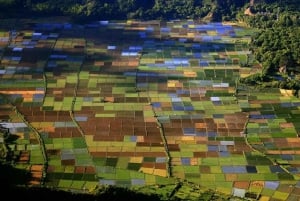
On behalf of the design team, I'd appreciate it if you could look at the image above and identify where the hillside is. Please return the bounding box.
[0,0,286,22]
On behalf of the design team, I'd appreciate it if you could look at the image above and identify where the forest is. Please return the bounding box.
[238,0,300,95]
[1,0,237,20]
[0,0,281,21]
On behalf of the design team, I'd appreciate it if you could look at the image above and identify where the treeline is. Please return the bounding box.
[241,26,300,95]
[0,0,249,22]
[3,0,299,23]
[0,1,298,23]
[239,0,300,95]
[238,0,300,28]
[250,27,300,75]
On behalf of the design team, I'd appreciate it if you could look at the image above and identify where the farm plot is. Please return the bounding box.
[0,20,299,200]
[234,87,300,200]
[0,104,46,186]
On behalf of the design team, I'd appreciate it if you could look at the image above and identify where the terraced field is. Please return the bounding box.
[0,19,299,200]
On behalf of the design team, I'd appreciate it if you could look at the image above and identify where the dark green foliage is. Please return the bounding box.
[239,73,265,85]
[250,27,300,73]
[238,0,300,28]
[246,25,300,92]
[82,173,97,181]
[46,172,63,180]
[277,172,295,180]
[215,0,248,21]
[143,157,156,162]
[127,162,141,171]
[245,154,273,165]
[0,0,264,21]
[1,0,299,22]
[62,172,74,180]
[106,157,118,167]
[236,0,300,93]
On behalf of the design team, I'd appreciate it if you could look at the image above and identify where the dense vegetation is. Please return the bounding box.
[238,0,300,96]
[0,0,298,22]
[0,0,248,21]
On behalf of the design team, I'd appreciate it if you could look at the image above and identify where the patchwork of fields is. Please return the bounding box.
[0,19,300,200]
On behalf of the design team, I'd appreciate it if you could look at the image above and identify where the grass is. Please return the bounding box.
[58,179,72,188]
[183,165,200,173]
[272,191,289,200]
[116,169,131,180]
[72,138,87,148]
[70,180,85,189]
[201,158,220,166]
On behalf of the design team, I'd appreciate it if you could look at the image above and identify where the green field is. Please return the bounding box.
[0,20,299,200]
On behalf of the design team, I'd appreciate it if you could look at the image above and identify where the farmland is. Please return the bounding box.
[0,19,300,200]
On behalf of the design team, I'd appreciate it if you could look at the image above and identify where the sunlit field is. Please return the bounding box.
[0,19,299,200]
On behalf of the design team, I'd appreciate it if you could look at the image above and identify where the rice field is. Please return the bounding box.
[0,20,299,200]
